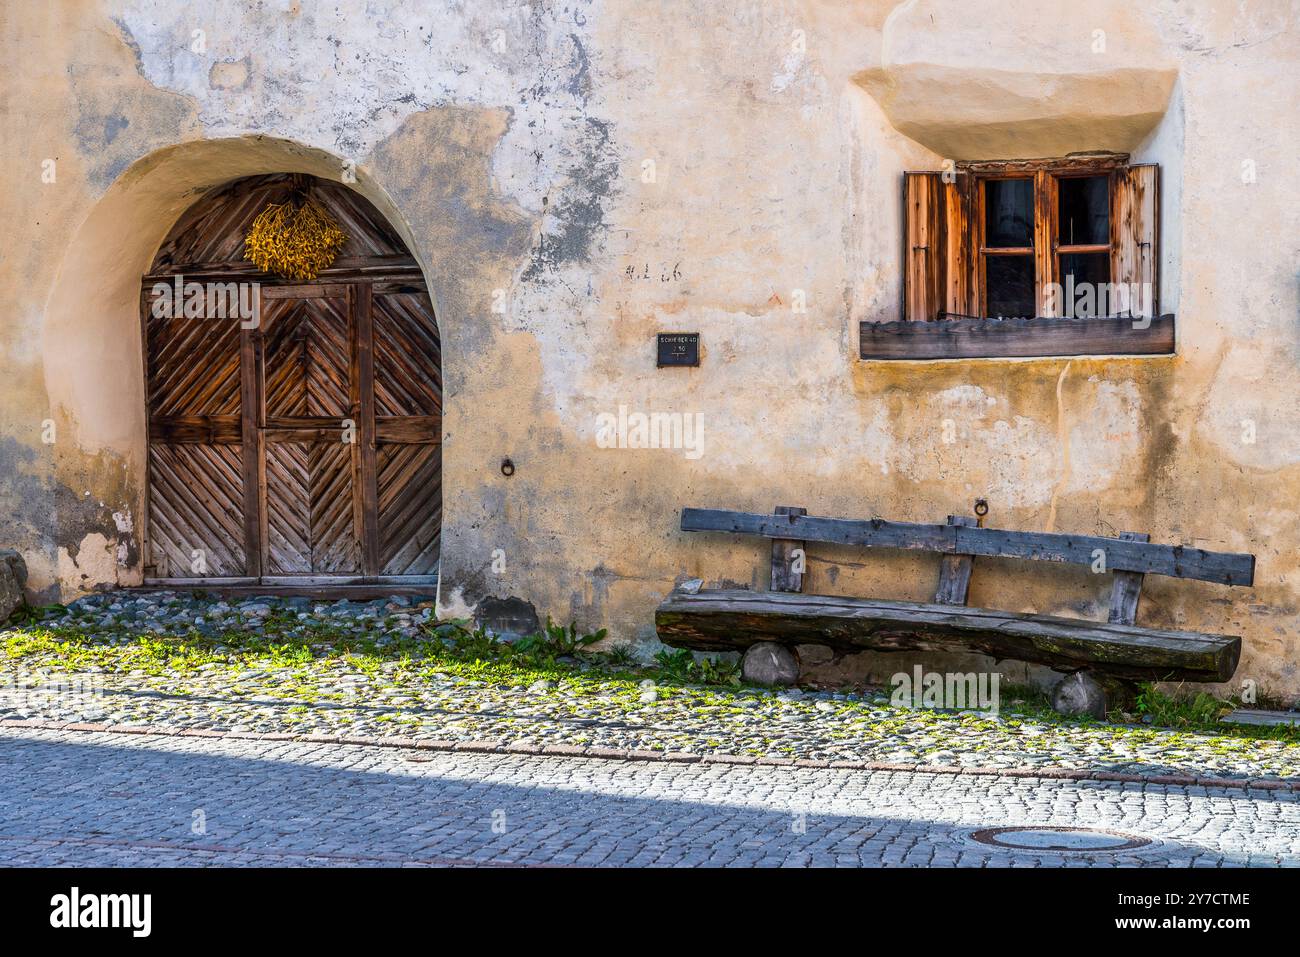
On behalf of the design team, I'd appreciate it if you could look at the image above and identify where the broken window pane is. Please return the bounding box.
[984,179,1034,248]
[1060,252,1112,317]
[985,255,1036,319]
[1058,175,1110,246]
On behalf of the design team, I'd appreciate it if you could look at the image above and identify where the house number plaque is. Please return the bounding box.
[656,332,700,367]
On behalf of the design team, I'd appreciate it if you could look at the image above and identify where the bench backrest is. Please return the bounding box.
[680,506,1255,628]
[681,508,1254,585]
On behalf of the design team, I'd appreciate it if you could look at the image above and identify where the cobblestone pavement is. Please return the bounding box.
[2,727,1298,866]
[5,592,1299,782]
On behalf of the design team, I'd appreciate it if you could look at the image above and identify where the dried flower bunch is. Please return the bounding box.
[244,196,347,281]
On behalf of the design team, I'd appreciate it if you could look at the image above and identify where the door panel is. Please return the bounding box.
[263,441,310,574]
[148,307,242,417]
[373,290,441,575]
[148,443,246,577]
[378,443,441,575]
[373,292,442,417]
[144,296,246,579]
[263,441,360,575]
[258,293,361,576]
[262,296,351,418]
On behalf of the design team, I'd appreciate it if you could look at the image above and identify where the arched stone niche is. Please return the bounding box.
[41,136,436,592]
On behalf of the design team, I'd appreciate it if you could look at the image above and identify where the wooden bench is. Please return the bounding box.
[655,506,1255,683]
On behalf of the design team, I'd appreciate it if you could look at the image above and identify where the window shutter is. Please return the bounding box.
[1112,163,1160,319]
[903,172,943,322]
[943,171,975,319]
[903,171,972,322]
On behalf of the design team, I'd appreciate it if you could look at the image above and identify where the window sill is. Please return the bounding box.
[858,314,1175,360]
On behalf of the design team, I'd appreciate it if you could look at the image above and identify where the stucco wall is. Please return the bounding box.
[2,1,1297,696]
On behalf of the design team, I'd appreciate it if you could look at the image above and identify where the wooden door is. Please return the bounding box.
[142,174,441,586]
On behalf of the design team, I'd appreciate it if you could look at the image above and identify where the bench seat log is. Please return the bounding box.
[681,508,1254,586]
[655,589,1240,683]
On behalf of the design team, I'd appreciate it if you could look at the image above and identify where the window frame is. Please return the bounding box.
[971,158,1121,320]
[864,153,1170,361]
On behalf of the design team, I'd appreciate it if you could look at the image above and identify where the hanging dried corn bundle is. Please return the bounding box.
[243,185,348,281]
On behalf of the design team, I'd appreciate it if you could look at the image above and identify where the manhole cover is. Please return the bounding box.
[969,826,1150,853]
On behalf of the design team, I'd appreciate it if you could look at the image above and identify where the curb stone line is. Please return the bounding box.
[0,717,1295,792]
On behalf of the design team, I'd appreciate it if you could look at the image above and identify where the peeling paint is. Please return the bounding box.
[521,116,619,280]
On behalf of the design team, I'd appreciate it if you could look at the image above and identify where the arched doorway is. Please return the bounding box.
[141,173,441,589]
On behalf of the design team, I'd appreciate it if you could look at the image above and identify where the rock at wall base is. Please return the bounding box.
[0,549,27,624]
[742,641,799,687]
[475,595,541,640]
[1051,671,1107,719]
[795,643,835,668]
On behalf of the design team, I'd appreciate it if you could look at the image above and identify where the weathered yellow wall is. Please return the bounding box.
[2,1,1296,697]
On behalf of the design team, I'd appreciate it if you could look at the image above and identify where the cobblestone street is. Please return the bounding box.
[2,726,1297,867]
[6,592,1299,782]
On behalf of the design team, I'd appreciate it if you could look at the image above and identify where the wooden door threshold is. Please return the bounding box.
[137,577,439,600]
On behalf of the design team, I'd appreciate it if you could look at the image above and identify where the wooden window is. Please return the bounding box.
[867,153,1168,360]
